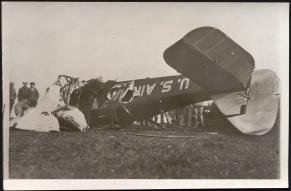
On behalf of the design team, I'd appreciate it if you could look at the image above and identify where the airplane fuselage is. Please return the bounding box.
[88,74,242,126]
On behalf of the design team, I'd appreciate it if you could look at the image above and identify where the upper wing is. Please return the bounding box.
[163,26,255,93]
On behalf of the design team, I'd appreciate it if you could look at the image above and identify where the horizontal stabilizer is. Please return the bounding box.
[164,26,255,93]
[211,69,279,135]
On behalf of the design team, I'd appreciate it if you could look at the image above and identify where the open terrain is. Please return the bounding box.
[9,117,279,179]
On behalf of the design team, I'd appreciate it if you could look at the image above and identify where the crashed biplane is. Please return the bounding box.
[10,26,279,135]
[81,26,279,135]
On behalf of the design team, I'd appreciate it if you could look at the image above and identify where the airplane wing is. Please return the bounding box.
[164,26,255,93]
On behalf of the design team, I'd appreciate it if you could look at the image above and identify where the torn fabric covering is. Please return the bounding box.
[11,111,60,132]
[121,80,135,103]
[57,75,80,104]
[54,106,89,132]
[107,80,135,103]
[107,83,122,101]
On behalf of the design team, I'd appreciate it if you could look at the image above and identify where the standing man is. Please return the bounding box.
[193,101,207,129]
[176,107,184,128]
[28,82,39,107]
[18,81,30,102]
[186,105,193,128]
[9,82,17,114]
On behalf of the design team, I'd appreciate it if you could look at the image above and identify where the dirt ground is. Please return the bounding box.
[9,117,280,179]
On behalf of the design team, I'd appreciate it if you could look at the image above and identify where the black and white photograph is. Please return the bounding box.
[2,2,289,190]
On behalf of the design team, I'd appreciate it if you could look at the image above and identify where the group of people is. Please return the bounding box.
[177,102,209,129]
[142,100,213,129]
[10,81,40,115]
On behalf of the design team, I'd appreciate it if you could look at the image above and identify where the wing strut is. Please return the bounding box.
[239,68,254,114]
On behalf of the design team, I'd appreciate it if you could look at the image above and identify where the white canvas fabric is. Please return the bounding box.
[10,84,63,132]
[12,111,60,132]
[54,106,89,132]
[10,82,89,132]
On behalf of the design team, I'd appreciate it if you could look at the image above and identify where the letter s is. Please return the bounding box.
[162,80,173,93]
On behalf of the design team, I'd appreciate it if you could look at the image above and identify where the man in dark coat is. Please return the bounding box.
[18,82,30,102]
[10,82,17,114]
[28,82,39,107]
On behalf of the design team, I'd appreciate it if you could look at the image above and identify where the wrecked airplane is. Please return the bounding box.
[9,26,280,135]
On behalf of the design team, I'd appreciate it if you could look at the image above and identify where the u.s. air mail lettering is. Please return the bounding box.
[130,76,198,99]
[134,83,156,96]
[107,75,199,103]
[135,77,190,95]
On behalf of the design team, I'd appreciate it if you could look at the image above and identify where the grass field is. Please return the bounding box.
[9,118,280,179]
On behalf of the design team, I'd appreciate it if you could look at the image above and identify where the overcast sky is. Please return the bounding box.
[2,2,289,95]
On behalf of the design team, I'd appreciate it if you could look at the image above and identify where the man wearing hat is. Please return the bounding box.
[28,82,39,107]
[18,81,30,102]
